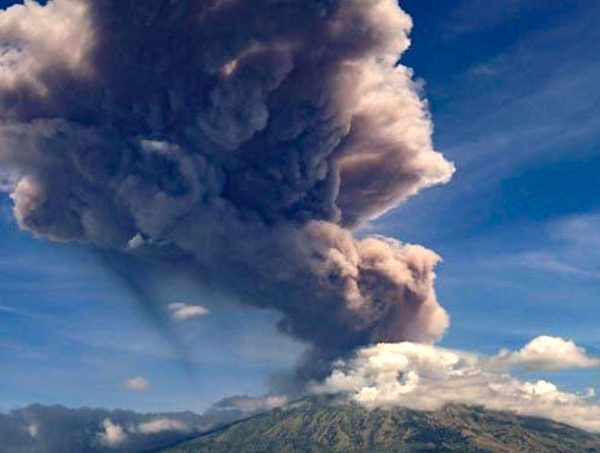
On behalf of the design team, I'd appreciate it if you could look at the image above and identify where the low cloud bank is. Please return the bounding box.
[134,417,189,435]
[96,416,191,448]
[313,336,600,432]
[0,394,284,452]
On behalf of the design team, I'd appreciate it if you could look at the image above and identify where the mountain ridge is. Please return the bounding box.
[162,396,600,452]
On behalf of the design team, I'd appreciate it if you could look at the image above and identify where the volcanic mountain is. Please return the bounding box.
[162,396,600,453]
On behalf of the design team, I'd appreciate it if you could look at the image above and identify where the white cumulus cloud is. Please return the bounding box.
[490,335,600,371]
[124,376,150,392]
[97,419,127,447]
[26,423,38,438]
[168,302,209,321]
[313,338,600,432]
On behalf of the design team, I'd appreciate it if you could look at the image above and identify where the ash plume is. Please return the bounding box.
[0,0,454,378]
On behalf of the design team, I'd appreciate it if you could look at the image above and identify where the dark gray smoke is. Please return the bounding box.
[0,0,454,373]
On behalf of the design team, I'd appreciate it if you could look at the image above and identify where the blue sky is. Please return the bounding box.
[1,0,599,411]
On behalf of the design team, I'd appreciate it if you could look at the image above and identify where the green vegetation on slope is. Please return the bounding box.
[163,396,600,453]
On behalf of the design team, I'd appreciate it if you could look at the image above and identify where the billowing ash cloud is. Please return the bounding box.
[0,0,454,369]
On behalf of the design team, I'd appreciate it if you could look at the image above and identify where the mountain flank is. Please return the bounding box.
[163,396,600,453]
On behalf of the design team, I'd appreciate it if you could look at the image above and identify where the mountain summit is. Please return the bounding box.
[163,396,600,453]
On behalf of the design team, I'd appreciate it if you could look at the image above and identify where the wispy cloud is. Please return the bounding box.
[475,212,600,283]
[492,251,600,281]
[425,1,600,207]
[124,376,150,392]
[168,303,209,321]
[0,304,31,317]
[134,418,189,435]
[549,213,600,249]
[446,0,541,34]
